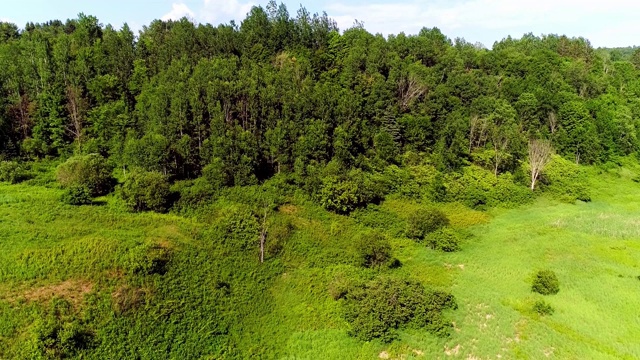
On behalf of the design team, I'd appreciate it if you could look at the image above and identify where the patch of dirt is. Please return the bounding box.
[412,349,424,356]
[9,279,93,307]
[278,204,299,214]
[445,344,461,356]
[543,347,555,357]
[112,285,150,315]
[379,351,390,359]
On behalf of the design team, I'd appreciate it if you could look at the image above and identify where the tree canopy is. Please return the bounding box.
[1,4,639,186]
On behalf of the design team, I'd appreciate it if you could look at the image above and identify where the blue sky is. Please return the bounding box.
[1,0,638,48]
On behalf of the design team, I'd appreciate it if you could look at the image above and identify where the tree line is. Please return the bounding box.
[1,3,639,192]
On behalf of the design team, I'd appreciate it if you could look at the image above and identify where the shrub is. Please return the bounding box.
[354,231,392,268]
[124,243,171,275]
[533,300,554,316]
[61,185,93,205]
[342,277,457,342]
[532,270,560,295]
[266,217,294,257]
[319,169,390,214]
[425,228,462,252]
[444,165,533,208]
[211,205,260,250]
[27,299,95,358]
[406,207,449,240]
[329,274,353,300]
[56,154,115,196]
[121,171,171,212]
[351,205,405,237]
[541,155,590,202]
[0,161,29,184]
[173,178,216,209]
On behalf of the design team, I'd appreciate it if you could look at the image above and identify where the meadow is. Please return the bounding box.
[0,163,639,359]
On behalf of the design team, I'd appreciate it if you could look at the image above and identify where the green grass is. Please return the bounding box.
[1,164,640,358]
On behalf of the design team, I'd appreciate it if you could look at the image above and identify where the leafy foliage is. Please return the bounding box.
[532,270,560,295]
[542,155,591,202]
[353,231,393,268]
[425,228,462,252]
[61,185,92,205]
[444,166,533,208]
[0,161,29,184]
[120,170,171,212]
[533,299,555,316]
[406,207,450,240]
[342,277,457,342]
[56,154,115,197]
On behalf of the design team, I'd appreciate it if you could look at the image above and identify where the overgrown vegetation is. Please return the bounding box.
[425,228,463,252]
[60,185,93,205]
[120,170,171,212]
[533,299,555,316]
[56,154,114,197]
[1,3,640,359]
[406,207,450,240]
[341,277,457,342]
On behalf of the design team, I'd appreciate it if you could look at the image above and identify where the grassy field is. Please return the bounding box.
[1,164,640,359]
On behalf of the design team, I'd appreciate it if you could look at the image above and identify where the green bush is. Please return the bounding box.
[319,176,359,213]
[406,207,449,240]
[444,165,533,208]
[354,231,392,268]
[124,243,171,275]
[56,154,115,196]
[266,217,294,257]
[541,155,591,202]
[121,171,171,212]
[533,300,555,316]
[0,161,29,184]
[211,205,260,250]
[61,185,93,205]
[532,270,560,295]
[425,228,462,252]
[351,205,405,237]
[342,277,457,342]
[173,178,216,209]
[26,299,95,358]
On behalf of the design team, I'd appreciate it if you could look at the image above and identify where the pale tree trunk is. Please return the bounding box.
[493,137,509,177]
[528,139,552,191]
[398,74,427,111]
[66,85,87,149]
[259,207,268,263]
[548,112,557,135]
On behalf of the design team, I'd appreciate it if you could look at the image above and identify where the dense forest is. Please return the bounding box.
[2,3,640,359]
[2,3,640,182]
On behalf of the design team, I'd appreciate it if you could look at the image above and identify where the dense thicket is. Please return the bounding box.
[1,4,637,204]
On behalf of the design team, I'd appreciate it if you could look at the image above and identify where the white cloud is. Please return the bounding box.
[161,3,196,21]
[325,0,640,47]
[199,0,255,25]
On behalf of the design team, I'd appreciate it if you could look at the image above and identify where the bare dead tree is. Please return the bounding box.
[469,115,489,152]
[65,85,87,147]
[398,74,427,111]
[548,112,558,134]
[528,139,552,191]
[492,136,510,177]
[259,205,269,264]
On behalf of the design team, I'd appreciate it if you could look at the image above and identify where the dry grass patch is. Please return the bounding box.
[5,279,93,307]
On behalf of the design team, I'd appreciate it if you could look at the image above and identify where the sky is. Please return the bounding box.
[1,0,639,48]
